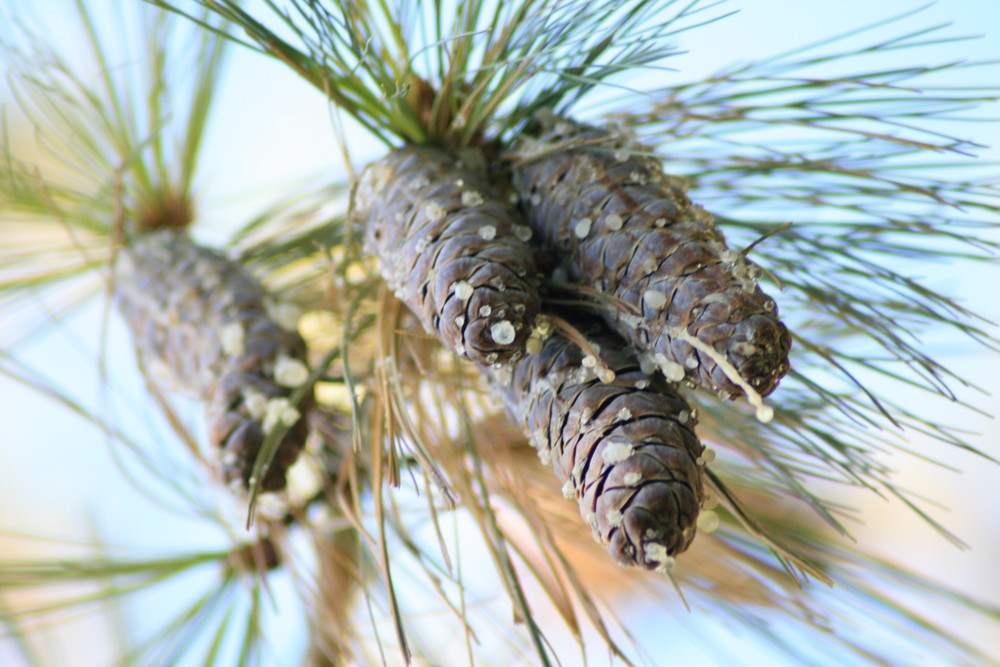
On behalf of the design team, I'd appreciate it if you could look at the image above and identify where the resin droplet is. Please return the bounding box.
[526,337,543,354]
[274,355,309,388]
[604,214,623,231]
[244,392,268,419]
[453,281,474,301]
[490,320,516,345]
[220,322,245,357]
[424,202,446,221]
[263,398,301,434]
[696,510,720,534]
[602,441,633,464]
[660,360,685,382]
[696,448,716,466]
[642,290,668,310]
[513,224,533,241]
[461,190,484,207]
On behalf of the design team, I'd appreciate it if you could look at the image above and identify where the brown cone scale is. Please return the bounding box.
[510,113,791,400]
[353,146,541,367]
[488,313,706,569]
[114,230,312,492]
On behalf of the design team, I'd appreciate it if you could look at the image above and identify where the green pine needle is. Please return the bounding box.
[151,0,728,148]
[0,0,230,239]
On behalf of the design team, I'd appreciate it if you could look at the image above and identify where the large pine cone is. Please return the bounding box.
[488,312,707,569]
[354,146,541,366]
[115,230,312,492]
[509,113,791,401]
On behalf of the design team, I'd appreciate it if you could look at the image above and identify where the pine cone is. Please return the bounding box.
[354,146,541,366]
[509,113,791,402]
[114,230,312,492]
[487,313,707,569]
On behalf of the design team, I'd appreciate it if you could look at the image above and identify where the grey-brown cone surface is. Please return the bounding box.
[488,313,706,569]
[354,146,541,366]
[509,113,791,400]
[114,230,312,492]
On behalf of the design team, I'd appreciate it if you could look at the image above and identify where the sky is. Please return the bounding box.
[1,1,999,665]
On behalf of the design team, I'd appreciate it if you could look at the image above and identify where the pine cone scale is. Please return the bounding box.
[356,146,541,365]
[511,114,791,400]
[115,230,311,492]
[488,314,706,569]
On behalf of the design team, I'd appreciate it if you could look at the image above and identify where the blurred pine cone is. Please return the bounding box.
[114,229,313,492]
[487,311,707,569]
[509,112,791,401]
[354,146,542,366]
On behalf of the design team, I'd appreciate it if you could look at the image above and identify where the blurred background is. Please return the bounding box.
[1,0,998,665]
